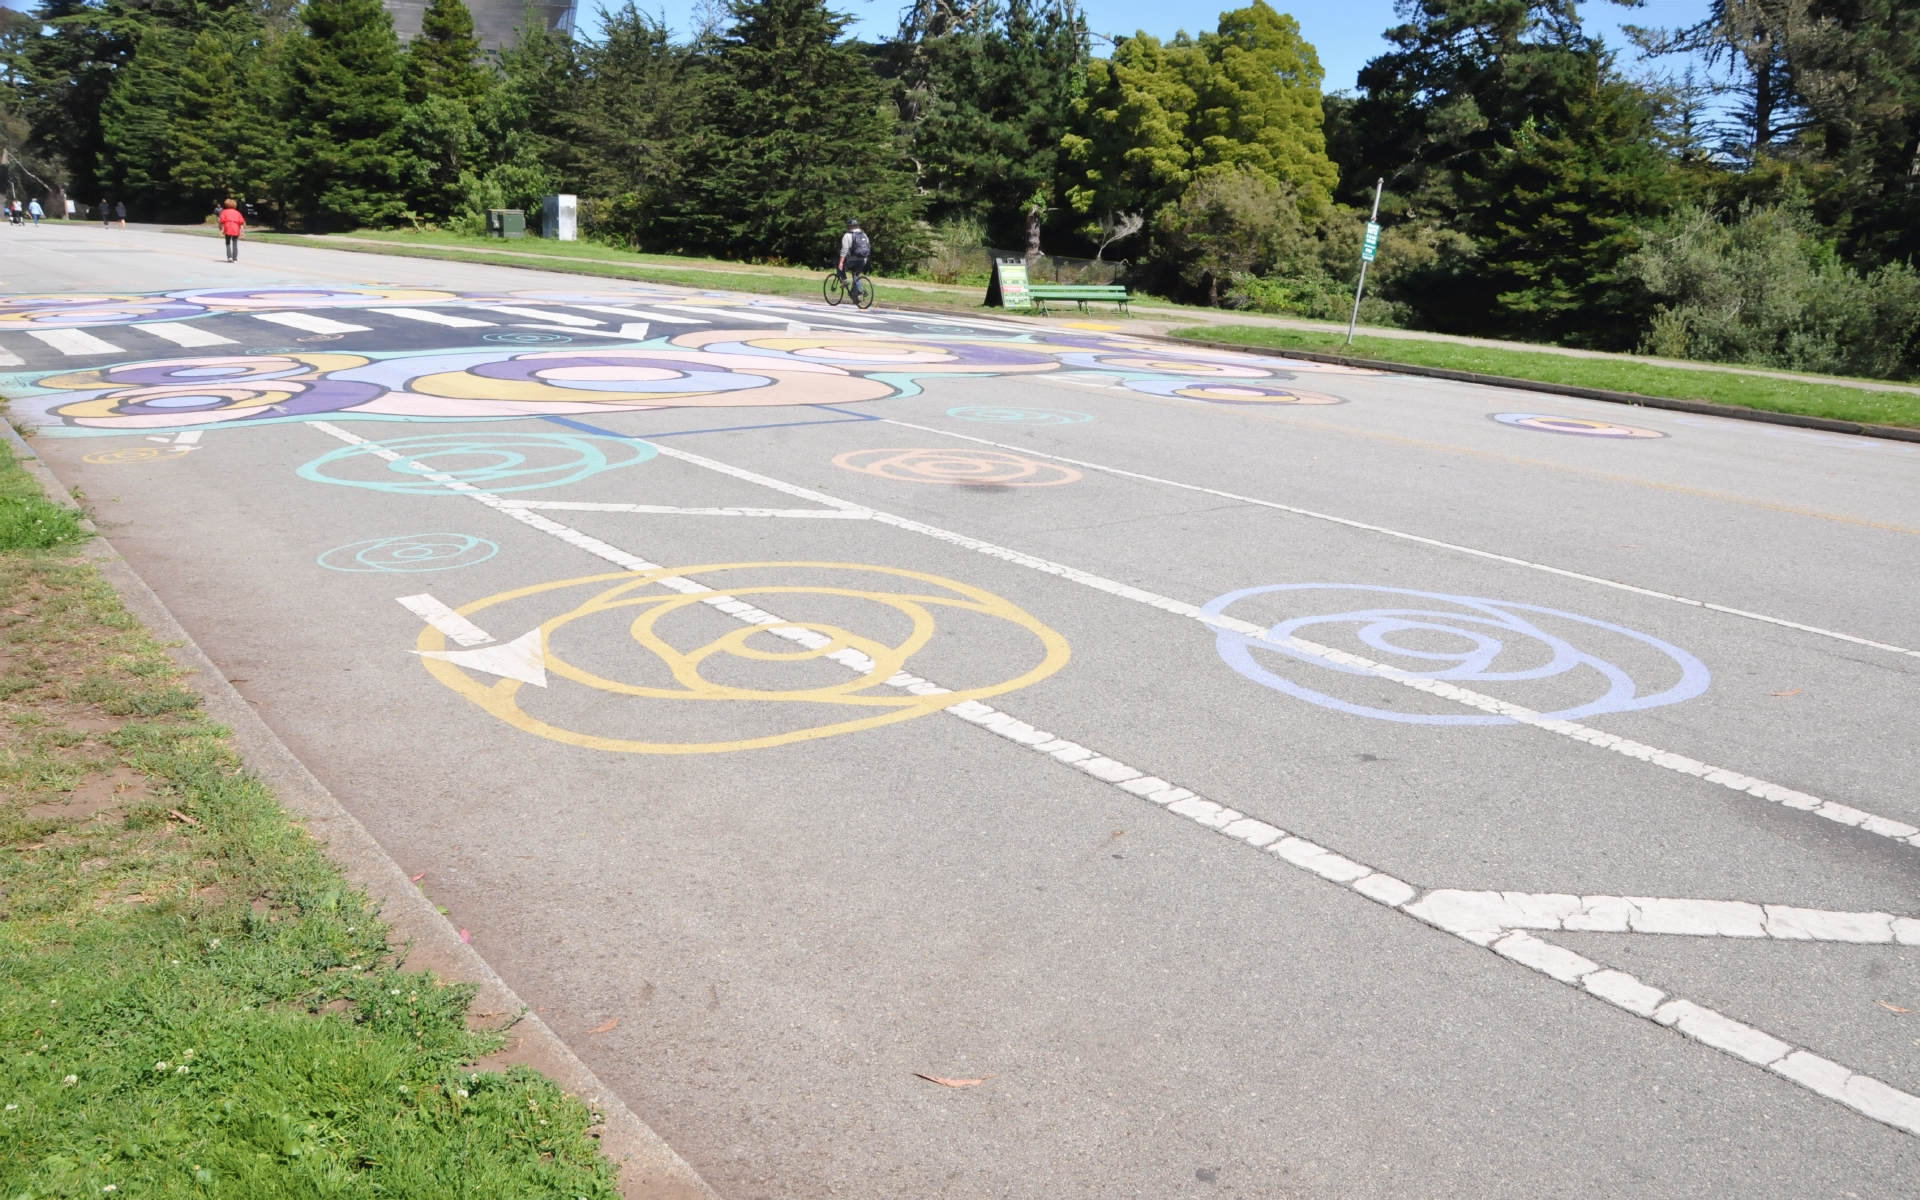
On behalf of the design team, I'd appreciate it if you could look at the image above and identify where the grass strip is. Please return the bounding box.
[1169,324,1920,430]
[0,447,617,1196]
[223,228,988,310]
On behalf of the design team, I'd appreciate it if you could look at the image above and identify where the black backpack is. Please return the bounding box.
[850,229,871,257]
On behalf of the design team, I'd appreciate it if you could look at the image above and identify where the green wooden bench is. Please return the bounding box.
[1029,283,1131,316]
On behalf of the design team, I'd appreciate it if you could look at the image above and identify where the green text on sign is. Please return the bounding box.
[1362,222,1381,263]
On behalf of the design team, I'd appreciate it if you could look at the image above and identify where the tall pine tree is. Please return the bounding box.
[674,0,921,268]
[281,0,408,228]
[893,0,1086,250]
[404,0,489,104]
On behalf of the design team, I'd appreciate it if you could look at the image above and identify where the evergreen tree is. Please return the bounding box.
[173,14,282,209]
[1343,0,1679,341]
[404,0,489,104]
[280,0,409,228]
[97,23,186,214]
[893,0,1086,251]
[570,4,701,244]
[674,0,921,268]
[25,0,144,199]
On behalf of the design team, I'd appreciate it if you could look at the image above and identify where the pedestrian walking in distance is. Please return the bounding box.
[114,201,126,228]
[27,199,42,226]
[218,199,244,261]
[101,200,111,228]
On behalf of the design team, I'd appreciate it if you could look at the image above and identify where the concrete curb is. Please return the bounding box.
[1160,336,1920,446]
[1,417,719,1200]
[881,299,1920,446]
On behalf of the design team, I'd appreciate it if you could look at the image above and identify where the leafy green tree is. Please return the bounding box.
[673,0,921,269]
[1188,1,1335,215]
[1152,166,1304,303]
[280,0,409,227]
[1061,5,1337,261]
[1058,33,1201,233]
[404,0,490,104]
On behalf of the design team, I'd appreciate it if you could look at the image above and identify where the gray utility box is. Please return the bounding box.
[541,194,577,241]
[486,209,525,239]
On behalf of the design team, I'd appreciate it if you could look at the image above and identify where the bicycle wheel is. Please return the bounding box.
[852,275,875,310]
[823,273,845,306]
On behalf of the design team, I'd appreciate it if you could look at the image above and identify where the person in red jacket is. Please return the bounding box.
[217,199,245,262]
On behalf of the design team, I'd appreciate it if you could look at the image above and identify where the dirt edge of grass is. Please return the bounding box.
[0,421,717,1199]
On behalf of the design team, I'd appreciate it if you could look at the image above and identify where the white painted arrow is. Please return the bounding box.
[397,595,548,686]
[417,627,547,687]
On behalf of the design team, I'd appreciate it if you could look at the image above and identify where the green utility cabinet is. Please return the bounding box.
[487,209,526,239]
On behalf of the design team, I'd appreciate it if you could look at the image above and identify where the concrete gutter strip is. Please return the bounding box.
[2,417,719,1200]
[1167,338,1920,445]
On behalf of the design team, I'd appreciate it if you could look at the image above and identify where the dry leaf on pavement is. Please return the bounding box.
[914,1072,992,1088]
[589,1018,620,1033]
[1876,1000,1909,1014]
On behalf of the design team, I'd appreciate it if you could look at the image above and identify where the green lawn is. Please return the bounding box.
[0,447,617,1196]
[1170,324,1920,430]
[221,227,988,308]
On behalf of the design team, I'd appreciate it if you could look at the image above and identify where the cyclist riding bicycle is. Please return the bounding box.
[837,218,870,280]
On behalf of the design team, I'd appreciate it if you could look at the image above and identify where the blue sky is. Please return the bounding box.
[578,0,1719,93]
[0,0,1718,91]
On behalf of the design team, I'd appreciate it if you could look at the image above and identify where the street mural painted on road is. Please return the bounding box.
[832,447,1082,486]
[1492,413,1668,438]
[299,432,658,494]
[946,406,1094,424]
[1202,583,1710,724]
[318,533,500,573]
[411,563,1070,754]
[0,286,1380,433]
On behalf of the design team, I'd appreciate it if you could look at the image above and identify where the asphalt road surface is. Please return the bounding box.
[7,221,1920,1198]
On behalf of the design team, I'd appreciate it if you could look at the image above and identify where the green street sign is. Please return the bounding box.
[1361,221,1381,263]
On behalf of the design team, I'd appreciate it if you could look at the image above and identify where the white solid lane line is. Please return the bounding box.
[28,328,122,355]
[504,500,867,518]
[879,417,1920,660]
[369,307,496,328]
[1404,890,1920,944]
[479,305,603,326]
[254,312,370,334]
[642,439,1920,850]
[0,347,23,367]
[395,593,495,647]
[313,418,1920,1141]
[135,322,236,347]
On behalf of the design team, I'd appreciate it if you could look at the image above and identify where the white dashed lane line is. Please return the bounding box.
[877,417,1920,660]
[637,440,1920,851]
[309,418,1920,1139]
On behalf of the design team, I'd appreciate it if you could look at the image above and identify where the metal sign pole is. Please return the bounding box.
[1346,178,1384,346]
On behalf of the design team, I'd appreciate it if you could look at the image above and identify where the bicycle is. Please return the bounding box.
[824,265,874,310]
